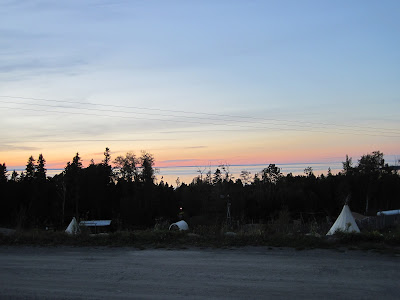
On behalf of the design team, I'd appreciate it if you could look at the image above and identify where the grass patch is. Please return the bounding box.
[0,226,399,253]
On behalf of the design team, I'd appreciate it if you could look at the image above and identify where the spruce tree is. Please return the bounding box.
[11,170,18,182]
[35,153,47,181]
[140,151,155,184]
[64,153,83,220]
[25,156,36,181]
[0,163,7,183]
[103,147,111,165]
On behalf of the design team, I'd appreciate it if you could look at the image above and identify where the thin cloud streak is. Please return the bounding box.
[0,144,39,151]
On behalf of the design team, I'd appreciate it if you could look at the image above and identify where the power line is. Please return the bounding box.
[0,99,239,125]
[1,105,399,138]
[0,104,302,130]
[0,139,175,143]
[6,99,398,137]
[2,99,400,136]
[1,95,399,134]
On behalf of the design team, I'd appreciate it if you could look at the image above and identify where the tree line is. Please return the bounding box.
[0,149,399,229]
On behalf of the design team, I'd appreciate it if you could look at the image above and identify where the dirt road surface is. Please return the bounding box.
[0,246,398,299]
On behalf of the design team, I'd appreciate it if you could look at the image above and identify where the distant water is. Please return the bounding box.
[18,162,343,187]
[156,162,343,186]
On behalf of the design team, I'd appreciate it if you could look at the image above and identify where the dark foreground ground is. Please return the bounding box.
[0,246,399,299]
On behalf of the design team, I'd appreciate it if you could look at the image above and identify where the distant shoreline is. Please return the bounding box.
[6,162,344,185]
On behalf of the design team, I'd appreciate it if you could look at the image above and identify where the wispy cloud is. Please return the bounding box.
[159,159,200,164]
[185,146,207,149]
[0,144,38,152]
[0,57,88,82]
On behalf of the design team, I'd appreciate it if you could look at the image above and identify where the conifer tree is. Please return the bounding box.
[35,153,47,181]
[103,147,111,165]
[139,151,155,184]
[64,152,83,220]
[262,164,282,184]
[0,163,7,183]
[25,156,36,181]
[213,168,222,184]
[342,155,353,175]
[11,170,18,182]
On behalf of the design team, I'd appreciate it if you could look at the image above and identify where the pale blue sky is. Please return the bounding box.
[0,0,399,169]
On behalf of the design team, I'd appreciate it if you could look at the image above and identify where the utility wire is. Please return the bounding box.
[1,95,399,134]
[1,105,399,138]
[1,100,400,137]
[3,99,396,135]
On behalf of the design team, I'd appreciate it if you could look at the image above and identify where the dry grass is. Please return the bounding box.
[1,224,399,254]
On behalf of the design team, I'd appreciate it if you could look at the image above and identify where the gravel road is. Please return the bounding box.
[0,246,398,299]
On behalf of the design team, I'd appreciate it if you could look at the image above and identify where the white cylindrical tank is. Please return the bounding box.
[169,220,189,231]
[377,209,400,216]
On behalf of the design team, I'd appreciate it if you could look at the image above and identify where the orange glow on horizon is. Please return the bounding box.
[2,136,399,171]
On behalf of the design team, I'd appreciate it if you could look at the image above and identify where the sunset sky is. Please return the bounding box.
[1,0,399,172]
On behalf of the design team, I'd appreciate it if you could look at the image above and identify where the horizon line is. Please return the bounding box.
[6,161,345,171]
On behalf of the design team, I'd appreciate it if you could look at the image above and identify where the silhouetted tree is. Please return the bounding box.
[113,152,138,182]
[219,164,232,182]
[25,156,35,181]
[103,147,111,165]
[304,166,314,178]
[354,151,388,214]
[0,163,7,183]
[19,171,25,182]
[240,170,252,185]
[261,164,282,184]
[1,148,398,229]
[357,151,386,175]
[342,154,353,175]
[10,170,18,182]
[253,172,261,185]
[213,168,222,184]
[64,153,83,219]
[0,163,9,225]
[139,151,155,184]
[81,162,114,219]
[35,153,47,181]
[205,169,212,184]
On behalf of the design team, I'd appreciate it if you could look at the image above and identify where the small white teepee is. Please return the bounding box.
[65,217,79,235]
[326,205,360,235]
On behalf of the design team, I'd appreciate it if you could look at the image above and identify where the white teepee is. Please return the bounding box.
[65,217,79,235]
[326,205,360,235]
